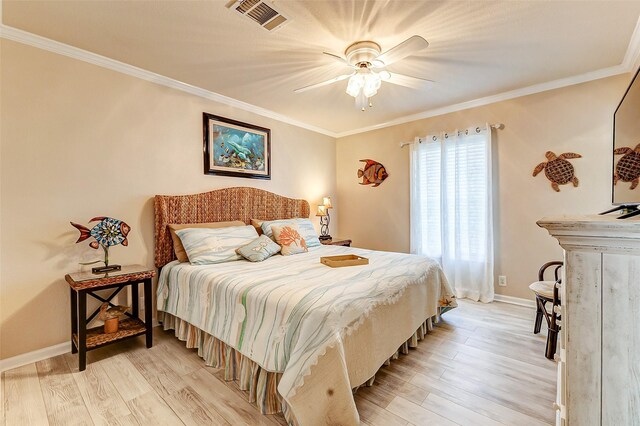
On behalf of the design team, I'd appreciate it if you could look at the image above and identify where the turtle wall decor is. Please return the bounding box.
[614,143,640,190]
[533,151,581,192]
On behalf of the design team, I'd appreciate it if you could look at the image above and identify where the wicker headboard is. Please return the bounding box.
[154,187,310,268]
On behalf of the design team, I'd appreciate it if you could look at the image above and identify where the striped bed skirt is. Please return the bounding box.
[159,312,437,425]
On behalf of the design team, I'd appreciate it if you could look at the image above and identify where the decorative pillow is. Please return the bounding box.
[175,225,258,265]
[236,235,281,262]
[169,221,245,262]
[271,224,308,256]
[259,218,321,247]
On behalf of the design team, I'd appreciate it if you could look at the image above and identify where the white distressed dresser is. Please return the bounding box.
[538,215,640,426]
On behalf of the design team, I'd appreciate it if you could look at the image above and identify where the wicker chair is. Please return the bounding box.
[529,261,563,359]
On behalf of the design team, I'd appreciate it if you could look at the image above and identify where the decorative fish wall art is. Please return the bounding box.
[532,151,581,192]
[70,216,131,274]
[358,159,389,187]
[614,143,640,190]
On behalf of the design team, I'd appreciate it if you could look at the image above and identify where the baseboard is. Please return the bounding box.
[2,298,538,371]
[1,322,162,372]
[493,294,536,308]
[0,341,69,372]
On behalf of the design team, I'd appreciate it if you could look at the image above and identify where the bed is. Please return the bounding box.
[154,187,456,426]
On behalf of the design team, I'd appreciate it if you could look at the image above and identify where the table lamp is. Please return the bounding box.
[316,197,333,241]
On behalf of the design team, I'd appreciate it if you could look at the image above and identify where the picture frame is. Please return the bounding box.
[203,112,271,180]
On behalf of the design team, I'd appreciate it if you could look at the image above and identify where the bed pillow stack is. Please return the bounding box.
[175,225,258,265]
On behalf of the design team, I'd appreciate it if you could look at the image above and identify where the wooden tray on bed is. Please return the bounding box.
[320,254,369,268]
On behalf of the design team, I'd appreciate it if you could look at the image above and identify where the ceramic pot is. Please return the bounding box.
[104,317,119,334]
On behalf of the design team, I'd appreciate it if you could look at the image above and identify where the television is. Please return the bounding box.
[611,66,640,218]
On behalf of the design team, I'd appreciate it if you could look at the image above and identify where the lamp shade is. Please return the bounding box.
[316,205,327,216]
[323,197,333,209]
[363,72,382,98]
[346,74,364,97]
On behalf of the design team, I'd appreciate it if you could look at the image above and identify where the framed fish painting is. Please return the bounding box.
[203,113,271,180]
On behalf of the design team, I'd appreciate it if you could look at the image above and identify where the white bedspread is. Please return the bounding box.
[157,245,456,424]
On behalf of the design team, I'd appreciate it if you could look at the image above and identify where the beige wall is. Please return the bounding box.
[0,36,632,360]
[337,74,630,300]
[0,40,337,359]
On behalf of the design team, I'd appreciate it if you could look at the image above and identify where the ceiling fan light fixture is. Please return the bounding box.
[345,41,381,65]
[346,74,364,97]
[347,70,381,98]
[363,72,382,98]
[295,36,431,112]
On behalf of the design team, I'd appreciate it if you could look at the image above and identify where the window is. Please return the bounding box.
[410,126,494,302]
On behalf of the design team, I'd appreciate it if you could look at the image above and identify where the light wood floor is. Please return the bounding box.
[1,300,556,425]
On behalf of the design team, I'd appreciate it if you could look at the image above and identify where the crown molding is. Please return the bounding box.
[336,15,640,138]
[623,14,640,71]
[0,23,338,138]
[334,63,630,138]
[1,13,639,139]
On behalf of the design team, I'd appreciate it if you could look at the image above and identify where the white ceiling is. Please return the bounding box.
[3,0,640,134]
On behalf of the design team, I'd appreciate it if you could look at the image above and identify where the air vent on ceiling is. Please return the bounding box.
[226,0,290,32]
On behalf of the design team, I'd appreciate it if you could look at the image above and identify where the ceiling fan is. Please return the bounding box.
[294,35,433,111]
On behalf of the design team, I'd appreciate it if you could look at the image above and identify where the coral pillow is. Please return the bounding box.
[258,218,321,247]
[271,224,308,256]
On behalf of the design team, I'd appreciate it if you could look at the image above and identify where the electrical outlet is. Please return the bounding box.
[498,275,507,287]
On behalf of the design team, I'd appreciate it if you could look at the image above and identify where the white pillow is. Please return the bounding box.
[259,218,321,247]
[175,225,258,265]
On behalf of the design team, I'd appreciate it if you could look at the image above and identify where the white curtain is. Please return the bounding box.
[410,124,494,302]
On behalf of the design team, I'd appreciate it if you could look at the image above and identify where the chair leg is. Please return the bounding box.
[546,326,558,360]
[546,283,561,360]
[533,298,544,334]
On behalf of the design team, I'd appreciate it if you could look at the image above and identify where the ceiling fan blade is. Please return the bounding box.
[375,35,429,66]
[382,72,434,90]
[322,52,353,68]
[294,73,354,93]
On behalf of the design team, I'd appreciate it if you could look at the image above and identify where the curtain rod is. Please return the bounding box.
[399,123,504,148]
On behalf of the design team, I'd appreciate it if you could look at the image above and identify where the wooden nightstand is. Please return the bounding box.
[65,265,156,371]
[320,238,352,247]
